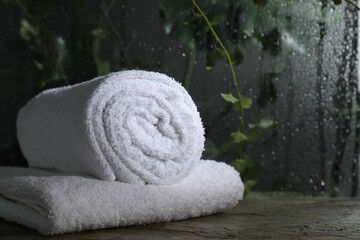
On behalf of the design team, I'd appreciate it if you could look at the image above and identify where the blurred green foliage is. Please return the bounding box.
[176,0,283,196]
[160,0,349,195]
[14,0,99,91]
[9,0,138,92]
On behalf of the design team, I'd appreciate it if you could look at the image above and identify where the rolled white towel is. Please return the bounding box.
[17,70,204,184]
[0,160,244,235]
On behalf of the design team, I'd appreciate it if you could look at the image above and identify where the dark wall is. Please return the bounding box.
[0,2,32,166]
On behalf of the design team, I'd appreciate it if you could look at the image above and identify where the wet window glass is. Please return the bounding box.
[0,0,359,197]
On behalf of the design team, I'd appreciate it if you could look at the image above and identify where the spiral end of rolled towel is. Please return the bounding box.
[17,70,205,185]
[87,70,205,185]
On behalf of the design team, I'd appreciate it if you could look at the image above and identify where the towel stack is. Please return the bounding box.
[0,70,244,235]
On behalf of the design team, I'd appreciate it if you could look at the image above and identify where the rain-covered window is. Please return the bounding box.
[0,0,359,197]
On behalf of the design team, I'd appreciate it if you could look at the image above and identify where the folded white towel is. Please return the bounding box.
[0,160,243,235]
[17,70,205,184]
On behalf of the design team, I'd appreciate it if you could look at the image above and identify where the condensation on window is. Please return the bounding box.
[0,0,358,196]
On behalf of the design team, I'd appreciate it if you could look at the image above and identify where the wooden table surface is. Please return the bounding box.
[1,196,360,240]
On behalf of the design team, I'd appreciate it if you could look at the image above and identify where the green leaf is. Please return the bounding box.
[204,141,235,159]
[233,95,252,110]
[230,45,244,65]
[259,119,274,128]
[95,61,110,75]
[243,154,256,168]
[92,28,110,75]
[232,154,262,197]
[159,0,192,34]
[177,27,196,48]
[183,13,201,25]
[245,180,257,188]
[20,19,39,40]
[332,0,342,5]
[240,95,252,109]
[248,122,257,129]
[33,60,44,71]
[241,155,262,179]
[233,102,241,111]
[220,93,238,103]
[206,48,224,70]
[207,13,222,26]
[230,159,247,172]
[231,131,248,143]
[200,22,210,33]
[244,180,257,197]
[247,127,261,143]
[91,28,105,37]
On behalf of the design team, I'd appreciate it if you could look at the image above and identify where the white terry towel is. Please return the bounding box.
[17,70,205,184]
[0,160,243,235]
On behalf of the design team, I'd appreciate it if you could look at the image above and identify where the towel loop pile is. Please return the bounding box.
[0,70,243,235]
